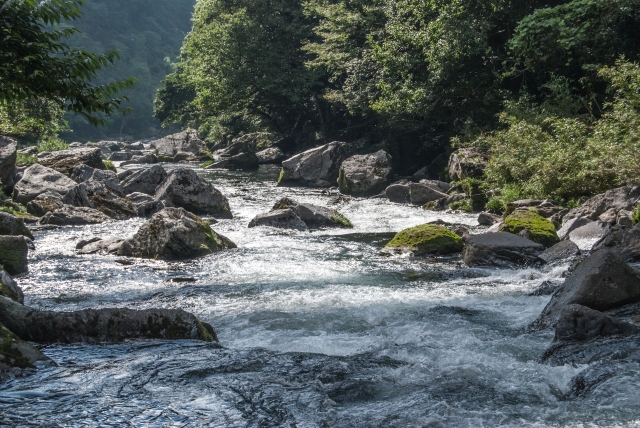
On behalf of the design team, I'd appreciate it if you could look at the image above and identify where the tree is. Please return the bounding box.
[0,0,135,127]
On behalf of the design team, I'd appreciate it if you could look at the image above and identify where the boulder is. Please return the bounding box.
[447,148,490,181]
[121,165,167,196]
[40,206,111,226]
[0,322,51,371]
[592,226,640,263]
[0,295,216,344]
[154,168,232,218]
[419,179,451,193]
[63,181,133,220]
[538,240,580,264]
[385,183,411,203]
[568,221,611,251]
[12,164,77,204]
[423,193,467,211]
[206,152,259,170]
[337,150,392,195]
[563,186,640,225]
[153,130,210,162]
[617,209,634,228]
[557,217,592,240]
[248,208,308,231]
[76,237,126,255]
[256,147,285,164]
[384,224,463,256]
[123,142,145,151]
[533,250,640,329]
[25,191,65,217]
[70,164,123,195]
[0,212,33,239]
[90,140,122,154]
[109,151,133,161]
[117,207,236,260]
[478,212,503,226]
[38,147,104,174]
[462,232,544,268]
[409,182,448,205]
[0,136,17,194]
[0,236,29,275]
[121,153,158,166]
[498,210,559,247]
[554,305,640,342]
[0,269,23,303]
[128,192,159,217]
[271,198,353,228]
[278,142,346,187]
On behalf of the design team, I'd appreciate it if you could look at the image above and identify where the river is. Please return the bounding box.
[1,165,639,427]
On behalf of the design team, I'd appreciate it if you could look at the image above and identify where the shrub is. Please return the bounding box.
[16,152,37,166]
[36,137,69,153]
[633,205,640,225]
[103,160,116,172]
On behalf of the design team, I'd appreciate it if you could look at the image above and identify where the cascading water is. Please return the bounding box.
[1,165,639,427]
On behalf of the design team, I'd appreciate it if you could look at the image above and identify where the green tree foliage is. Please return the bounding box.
[62,0,196,141]
[155,0,322,142]
[0,0,135,127]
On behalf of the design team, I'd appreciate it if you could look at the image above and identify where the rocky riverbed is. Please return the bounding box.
[1,164,640,427]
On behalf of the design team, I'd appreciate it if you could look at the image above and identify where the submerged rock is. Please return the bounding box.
[462,232,544,268]
[76,237,126,255]
[121,165,167,196]
[384,224,463,256]
[154,168,232,218]
[0,236,29,275]
[39,147,104,174]
[499,210,559,248]
[337,150,392,195]
[0,212,33,239]
[118,207,236,260]
[0,269,23,303]
[12,164,77,204]
[0,322,51,371]
[248,208,308,231]
[271,198,352,229]
[532,250,640,329]
[0,295,216,344]
[278,142,346,187]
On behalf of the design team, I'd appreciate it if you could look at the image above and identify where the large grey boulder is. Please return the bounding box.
[0,295,216,344]
[128,192,159,217]
[154,168,232,218]
[25,191,65,217]
[153,130,210,162]
[271,198,353,229]
[448,148,489,181]
[0,236,29,275]
[538,240,580,264]
[0,212,33,239]
[554,304,640,342]
[40,206,111,226]
[118,207,236,260]
[121,165,167,196]
[567,221,611,251]
[70,164,123,194]
[592,226,640,263]
[409,182,448,205]
[0,136,17,194]
[256,147,285,164]
[0,269,23,303]
[563,186,640,225]
[557,217,592,240]
[0,322,51,371]
[206,152,259,170]
[278,142,346,187]
[462,232,544,268]
[76,237,126,255]
[532,250,640,329]
[39,147,104,174]
[337,150,392,195]
[12,164,77,204]
[248,208,308,231]
[385,183,411,203]
[63,181,133,220]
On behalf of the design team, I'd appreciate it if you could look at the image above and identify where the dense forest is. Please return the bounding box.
[62,0,196,142]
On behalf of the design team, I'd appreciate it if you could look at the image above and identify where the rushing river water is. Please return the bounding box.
[1,165,639,427]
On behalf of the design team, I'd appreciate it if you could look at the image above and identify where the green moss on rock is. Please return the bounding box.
[330,214,354,228]
[499,209,559,247]
[277,168,292,185]
[385,224,463,255]
[633,205,640,225]
[0,323,46,370]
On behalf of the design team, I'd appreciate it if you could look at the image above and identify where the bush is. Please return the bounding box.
[16,152,37,166]
[37,137,69,153]
[102,160,116,172]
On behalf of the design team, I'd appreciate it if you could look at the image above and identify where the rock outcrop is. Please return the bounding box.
[278,142,346,187]
[0,295,216,344]
[121,165,167,195]
[12,164,77,204]
[0,236,29,275]
[153,130,210,162]
[154,168,232,218]
[462,232,544,268]
[447,148,489,181]
[0,212,33,239]
[592,226,640,262]
[553,304,640,343]
[118,207,236,260]
[0,136,17,194]
[337,150,392,195]
[384,224,463,256]
[532,250,640,329]
[248,208,308,231]
[38,147,104,174]
[498,210,559,248]
[538,240,580,264]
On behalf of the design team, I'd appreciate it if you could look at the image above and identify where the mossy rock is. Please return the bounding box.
[0,322,49,370]
[0,236,29,275]
[499,209,559,247]
[277,167,293,185]
[385,224,463,255]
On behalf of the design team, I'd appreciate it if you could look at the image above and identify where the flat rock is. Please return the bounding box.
[462,232,544,268]
[39,147,104,174]
[0,236,29,275]
[121,165,167,196]
[12,164,77,204]
[278,142,346,187]
[248,208,308,231]
[154,168,232,218]
[568,221,611,251]
[0,212,33,239]
[532,250,640,329]
[538,240,580,264]
[337,150,392,195]
[0,136,17,194]
[40,206,111,226]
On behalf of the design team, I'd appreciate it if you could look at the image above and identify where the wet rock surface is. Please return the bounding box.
[463,232,544,268]
[0,269,23,303]
[0,322,51,372]
[121,165,167,196]
[271,198,352,229]
[538,240,580,264]
[248,208,308,231]
[153,130,210,162]
[384,224,463,256]
[40,206,111,226]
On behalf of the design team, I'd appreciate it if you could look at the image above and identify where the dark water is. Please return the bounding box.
[1,165,639,427]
